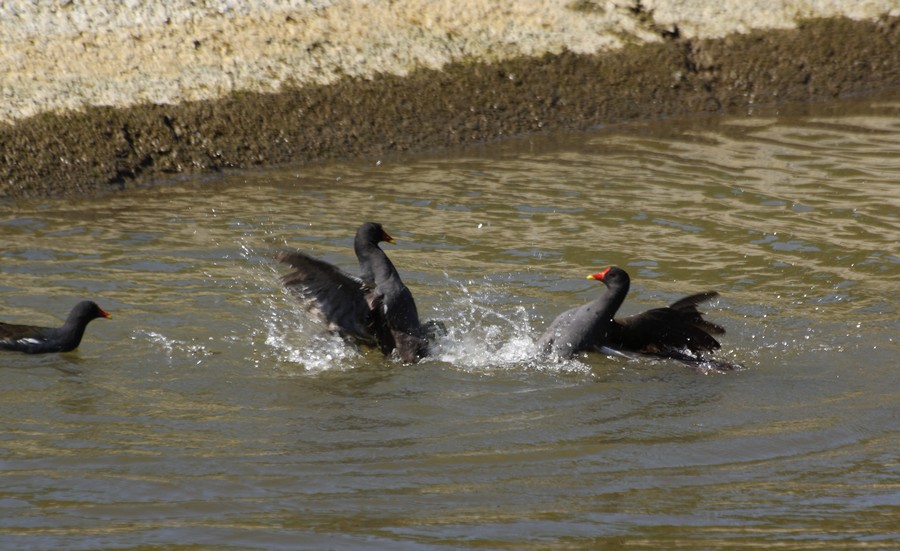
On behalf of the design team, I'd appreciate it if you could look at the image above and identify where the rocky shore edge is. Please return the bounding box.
[1,16,898,199]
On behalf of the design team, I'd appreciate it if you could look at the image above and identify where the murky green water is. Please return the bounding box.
[1,96,898,549]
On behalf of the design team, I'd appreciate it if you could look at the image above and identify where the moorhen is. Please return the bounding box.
[0,300,111,354]
[277,222,433,363]
[537,266,730,366]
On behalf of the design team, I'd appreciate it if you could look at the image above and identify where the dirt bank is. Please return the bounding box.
[1,16,898,199]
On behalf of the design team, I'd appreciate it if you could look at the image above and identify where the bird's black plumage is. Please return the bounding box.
[0,301,110,354]
[277,222,432,363]
[538,266,729,366]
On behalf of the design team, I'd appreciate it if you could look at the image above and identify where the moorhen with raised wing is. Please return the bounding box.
[277,222,434,363]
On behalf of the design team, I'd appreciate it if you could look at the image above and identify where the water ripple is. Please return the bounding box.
[2,96,898,548]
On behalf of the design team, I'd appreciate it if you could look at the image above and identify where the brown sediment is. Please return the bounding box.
[1,16,898,199]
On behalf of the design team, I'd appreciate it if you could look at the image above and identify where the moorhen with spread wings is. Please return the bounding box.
[538,266,733,367]
[0,301,111,354]
[277,222,434,363]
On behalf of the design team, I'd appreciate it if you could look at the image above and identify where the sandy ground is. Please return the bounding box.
[1,1,898,198]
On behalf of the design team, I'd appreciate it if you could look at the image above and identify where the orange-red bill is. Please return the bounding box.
[587,267,612,281]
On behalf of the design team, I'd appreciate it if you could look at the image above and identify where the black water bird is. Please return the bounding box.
[0,301,111,354]
[537,266,735,368]
[277,222,435,363]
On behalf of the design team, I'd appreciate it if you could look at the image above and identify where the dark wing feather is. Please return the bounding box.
[366,291,396,356]
[366,288,429,362]
[0,322,53,352]
[0,322,47,339]
[276,250,376,342]
[613,291,723,355]
[668,291,726,335]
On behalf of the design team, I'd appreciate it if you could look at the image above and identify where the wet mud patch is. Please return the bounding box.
[1,16,897,199]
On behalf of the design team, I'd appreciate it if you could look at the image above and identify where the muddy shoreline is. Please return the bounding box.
[1,16,898,199]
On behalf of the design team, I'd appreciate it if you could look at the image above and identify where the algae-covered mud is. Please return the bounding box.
[1,16,898,198]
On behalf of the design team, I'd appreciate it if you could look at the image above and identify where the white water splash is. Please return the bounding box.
[235,239,366,373]
[258,299,362,373]
[431,302,537,369]
[237,242,592,375]
[426,282,592,375]
[132,330,213,366]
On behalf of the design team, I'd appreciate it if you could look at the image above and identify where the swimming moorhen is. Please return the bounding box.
[277,222,432,363]
[537,266,729,365]
[0,301,111,354]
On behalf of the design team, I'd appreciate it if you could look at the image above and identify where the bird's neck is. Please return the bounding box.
[597,280,629,320]
[58,317,90,347]
[356,244,397,285]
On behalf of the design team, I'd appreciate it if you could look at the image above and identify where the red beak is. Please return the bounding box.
[587,267,612,281]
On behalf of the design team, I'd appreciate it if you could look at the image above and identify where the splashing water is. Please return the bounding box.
[431,301,536,369]
[232,239,366,373]
[258,298,363,373]
[424,281,594,375]
[233,241,745,377]
[132,330,214,366]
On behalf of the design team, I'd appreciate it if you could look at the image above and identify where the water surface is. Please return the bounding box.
[1,97,898,549]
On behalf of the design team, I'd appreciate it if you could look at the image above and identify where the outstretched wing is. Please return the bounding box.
[613,291,723,355]
[276,250,376,342]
